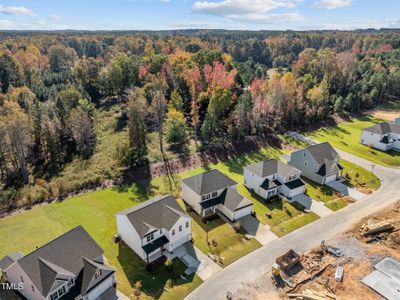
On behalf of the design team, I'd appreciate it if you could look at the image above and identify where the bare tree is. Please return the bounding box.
[68,109,96,159]
[0,101,32,183]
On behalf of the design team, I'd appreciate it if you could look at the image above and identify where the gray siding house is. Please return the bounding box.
[289,142,342,185]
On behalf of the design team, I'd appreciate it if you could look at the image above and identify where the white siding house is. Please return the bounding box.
[361,122,400,152]
[116,195,192,263]
[243,159,305,200]
[181,169,253,222]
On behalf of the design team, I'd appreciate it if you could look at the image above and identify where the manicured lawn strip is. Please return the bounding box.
[270,212,320,237]
[303,178,339,203]
[174,202,261,267]
[0,187,201,300]
[238,186,302,226]
[302,177,349,211]
[325,198,349,211]
[340,159,381,191]
[306,115,400,167]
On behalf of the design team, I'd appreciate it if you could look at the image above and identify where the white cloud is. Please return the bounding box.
[194,0,297,15]
[34,20,47,26]
[0,19,13,29]
[313,0,352,9]
[228,12,303,22]
[48,14,63,21]
[0,5,34,16]
[193,0,303,23]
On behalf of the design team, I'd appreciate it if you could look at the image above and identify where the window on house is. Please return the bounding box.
[272,175,276,180]
[172,229,175,235]
[51,293,59,300]
[211,191,218,198]
[289,175,296,181]
[31,285,35,292]
[146,233,154,242]
[20,276,24,283]
[201,194,211,201]
[304,162,307,166]
[179,225,182,232]
[67,278,74,288]
[95,269,102,279]
[186,221,189,228]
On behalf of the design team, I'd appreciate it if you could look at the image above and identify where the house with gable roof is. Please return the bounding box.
[0,226,116,300]
[116,195,192,263]
[361,121,400,152]
[243,159,305,200]
[289,142,342,185]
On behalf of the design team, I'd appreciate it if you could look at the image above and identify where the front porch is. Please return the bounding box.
[143,235,170,263]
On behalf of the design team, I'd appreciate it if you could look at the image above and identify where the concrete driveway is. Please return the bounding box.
[185,149,400,300]
[327,180,366,200]
[290,194,333,217]
[172,242,221,281]
[239,215,279,245]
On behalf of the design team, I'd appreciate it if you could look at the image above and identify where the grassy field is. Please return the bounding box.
[0,188,202,300]
[306,115,400,166]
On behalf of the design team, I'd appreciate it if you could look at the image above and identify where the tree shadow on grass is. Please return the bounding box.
[117,241,196,299]
[112,181,153,202]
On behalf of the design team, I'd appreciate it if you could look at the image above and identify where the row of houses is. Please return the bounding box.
[0,142,342,300]
[117,142,342,264]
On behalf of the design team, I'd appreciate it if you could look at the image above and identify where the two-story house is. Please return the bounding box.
[289,142,342,185]
[360,121,400,152]
[116,195,192,263]
[0,226,116,300]
[181,169,253,222]
[243,159,305,200]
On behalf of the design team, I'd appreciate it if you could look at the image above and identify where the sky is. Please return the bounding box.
[0,0,399,31]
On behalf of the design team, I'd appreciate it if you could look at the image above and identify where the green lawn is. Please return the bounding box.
[0,187,201,300]
[183,207,261,267]
[146,145,320,238]
[306,115,400,166]
[340,159,381,192]
[324,198,349,211]
[303,158,381,211]
[303,177,349,211]
[270,212,320,237]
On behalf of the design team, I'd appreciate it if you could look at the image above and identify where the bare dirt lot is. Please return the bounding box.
[233,201,400,300]
[364,105,400,121]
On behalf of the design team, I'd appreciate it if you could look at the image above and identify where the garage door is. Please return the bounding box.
[325,174,337,184]
[234,205,253,220]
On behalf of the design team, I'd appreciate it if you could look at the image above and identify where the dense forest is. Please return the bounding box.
[1,29,400,211]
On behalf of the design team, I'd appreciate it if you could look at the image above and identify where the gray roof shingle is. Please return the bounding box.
[221,187,253,211]
[116,195,189,238]
[181,169,237,195]
[306,142,339,165]
[17,226,104,296]
[363,122,400,135]
[0,252,23,271]
[244,159,296,178]
[80,257,115,295]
